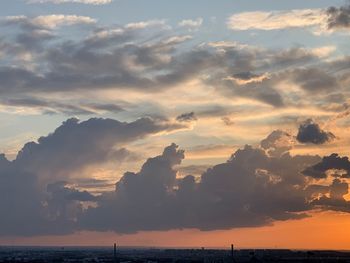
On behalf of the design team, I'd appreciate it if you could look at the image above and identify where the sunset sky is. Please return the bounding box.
[1,0,350,250]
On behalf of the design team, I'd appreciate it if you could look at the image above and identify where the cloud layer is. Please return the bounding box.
[0,10,348,117]
[0,119,349,236]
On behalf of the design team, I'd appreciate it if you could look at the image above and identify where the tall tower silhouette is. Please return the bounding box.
[113,243,117,263]
[231,244,235,263]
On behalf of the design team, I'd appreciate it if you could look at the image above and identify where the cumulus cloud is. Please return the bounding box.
[296,119,335,144]
[2,126,350,236]
[27,0,112,5]
[0,117,185,236]
[260,130,294,158]
[15,117,184,184]
[81,133,324,233]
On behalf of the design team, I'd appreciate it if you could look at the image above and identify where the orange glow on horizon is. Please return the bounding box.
[2,211,350,250]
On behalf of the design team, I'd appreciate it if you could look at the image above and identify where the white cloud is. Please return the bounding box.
[227,9,328,32]
[311,46,336,57]
[178,18,203,29]
[125,20,168,30]
[87,28,124,40]
[6,15,96,29]
[33,15,96,28]
[27,0,112,5]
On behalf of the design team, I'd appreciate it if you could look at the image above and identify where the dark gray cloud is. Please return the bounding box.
[0,162,50,236]
[215,76,285,107]
[0,117,184,236]
[81,143,186,232]
[311,179,350,213]
[204,45,333,107]
[0,96,125,115]
[221,116,235,126]
[296,119,335,144]
[232,72,262,81]
[327,5,350,29]
[0,40,218,99]
[177,164,211,177]
[2,126,350,236]
[290,68,339,93]
[47,181,96,202]
[303,153,350,179]
[15,117,184,183]
[81,133,322,233]
[176,112,197,122]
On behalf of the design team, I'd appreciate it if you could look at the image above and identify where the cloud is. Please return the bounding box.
[303,153,350,179]
[289,68,339,93]
[125,20,168,30]
[227,5,350,33]
[176,112,197,122]
[229,72,268,85]
[311,179,350,213]
[260,130,294,158]
[27,0,112,5]
[4,15,96,29]
[0,96,125,115]
[327,5,350,29]
[81,134,324,233]
[14,117,184,184]
[178,18,203,30]
[3,126,350,236]
[0,12,348,114]
[81,143,187,233]
[296,119,335,144]
[0,117,185,236]
[0,20,210,98]
[204,45,332,107]
[177,164,211,177]
[227,9,326,31]
[221,116,234,126]
[220,77,285,107]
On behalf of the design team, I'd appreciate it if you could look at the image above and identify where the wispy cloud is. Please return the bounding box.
[125,19,168,30]
[227,5,350,34]
[4,14,96,29]
[178,18,203,30]
[227,9,328,32]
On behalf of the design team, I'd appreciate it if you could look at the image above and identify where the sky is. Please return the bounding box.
[0,0,350,250]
